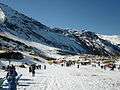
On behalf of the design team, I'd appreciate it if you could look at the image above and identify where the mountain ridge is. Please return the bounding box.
[0,3,120,59]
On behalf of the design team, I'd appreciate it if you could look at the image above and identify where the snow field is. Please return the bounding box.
[1,62,120,90]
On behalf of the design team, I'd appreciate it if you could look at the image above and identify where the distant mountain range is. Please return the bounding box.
[0,3,120,59]
[99,35,120,46]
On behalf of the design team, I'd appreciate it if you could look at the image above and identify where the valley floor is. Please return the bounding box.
[1,64,120,90]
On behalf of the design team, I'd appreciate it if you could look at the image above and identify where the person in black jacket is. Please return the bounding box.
[31,64,36,76]
[29,66,32,72]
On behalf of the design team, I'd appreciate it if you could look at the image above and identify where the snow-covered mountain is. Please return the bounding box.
[0,3,85,54]
[0,3,120,59]
[99,35,120,47]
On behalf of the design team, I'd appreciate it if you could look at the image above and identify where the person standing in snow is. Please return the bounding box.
[29,66,32,72]
[6,66,18,90]
[32,69,35,77]
[77,64,79,68]
[44,65,46,70]
[38,65,41,69]
[31,64,36,76]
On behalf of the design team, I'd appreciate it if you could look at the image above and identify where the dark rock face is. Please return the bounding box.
[0,52,23,60]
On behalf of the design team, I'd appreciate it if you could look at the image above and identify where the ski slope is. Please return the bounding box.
[1,63,120,90]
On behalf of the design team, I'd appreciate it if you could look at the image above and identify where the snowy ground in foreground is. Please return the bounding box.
[1,64,120,90]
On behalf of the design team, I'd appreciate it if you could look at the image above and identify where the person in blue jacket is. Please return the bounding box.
[6,66,18,90]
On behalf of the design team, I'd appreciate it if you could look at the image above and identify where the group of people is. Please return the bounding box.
[2,64,47,89]
[92,62,120,71]
[60,61,81,69]
[29,64,46,76]
[60,60,76,67]
[59,60,120,71]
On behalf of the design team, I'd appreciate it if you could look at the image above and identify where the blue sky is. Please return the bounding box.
[0,0,120,35]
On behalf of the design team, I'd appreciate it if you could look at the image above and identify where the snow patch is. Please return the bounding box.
[0,8,6,24]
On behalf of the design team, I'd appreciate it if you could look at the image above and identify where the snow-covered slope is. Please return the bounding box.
[0,3,120,58]
[0,3,86,54]
[1,63,120,90]
[0,7,5,24]
[99,35,120,45]
[72,31,120,56]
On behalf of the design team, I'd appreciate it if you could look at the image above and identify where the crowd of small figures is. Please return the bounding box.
[47,59,120,71]
[1,64,47,77]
